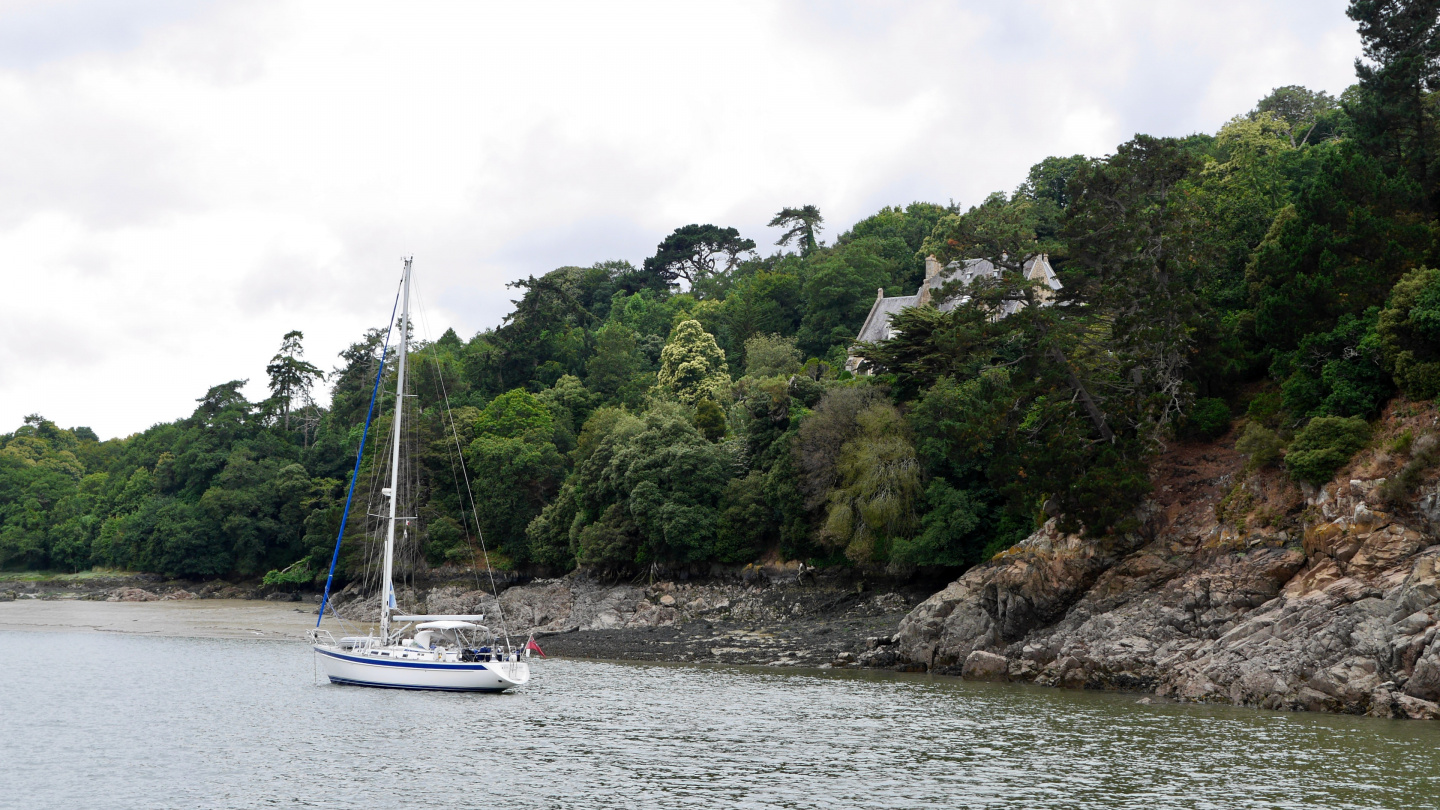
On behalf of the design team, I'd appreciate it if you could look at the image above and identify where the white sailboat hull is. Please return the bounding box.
[314,646,530,692]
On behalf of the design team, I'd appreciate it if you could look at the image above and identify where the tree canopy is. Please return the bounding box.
[3,1,1437,583]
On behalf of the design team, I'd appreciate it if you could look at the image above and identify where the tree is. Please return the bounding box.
[769,205,825,256]
[642,224,756,291]
[1347,0,1440,209]
[819,402,923,564]
[742,333,803,378]
[1245,144,1431,349]
[693,399,727,442]
[465,389,566,556]
[1252,85,1340,147]
[838,202,951,289]
[654,320,731,406]
[1286,415,1372,484]
[266,331,324,432]
[1065,135,1210,439]
[585,322,649,407]
[1378,265,1440,399]
[1016,155,1091,241]
[796,240,894,359]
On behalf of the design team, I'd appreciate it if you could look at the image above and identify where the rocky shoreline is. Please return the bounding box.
[0,566,930,670]
[887,401,1440,720]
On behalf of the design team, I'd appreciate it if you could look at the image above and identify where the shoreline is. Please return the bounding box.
[0,599,318,641]
[0,588,916,671]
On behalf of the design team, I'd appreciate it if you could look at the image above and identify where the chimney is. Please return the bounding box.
[924,255,940,280]
[876,287,885,301]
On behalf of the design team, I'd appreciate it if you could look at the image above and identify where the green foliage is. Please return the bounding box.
[742,333,803,379]
[1274,309,1395,418]
[466,389,566,560]
[1252,85,1340,147]
[769,205,824,256]
[586,322,651,407]
[1346,0,1440,205]
[1245,143,1431,350]
[1378,266,1440,399]
[1235,422,1284,470]
[796,239,896,357]
[556,406,732,571]
[1183,398,1232,440]
[1286,415,1372,484]
[1245,391,1286,427]
[693,399,727,443]
[654,320,731,406]
[643,224,757,291]
[889,481,984,569]
[818,403,922,564]
[837,202,950,289]
[262,558,315,588]
[265,330,323,432]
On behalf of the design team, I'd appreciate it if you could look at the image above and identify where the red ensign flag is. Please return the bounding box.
[525,636,547,658]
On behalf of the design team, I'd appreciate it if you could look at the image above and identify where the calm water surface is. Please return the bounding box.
[1,631,1438,809]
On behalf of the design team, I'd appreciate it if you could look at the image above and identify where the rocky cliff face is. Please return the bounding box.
[886,402,1440,719]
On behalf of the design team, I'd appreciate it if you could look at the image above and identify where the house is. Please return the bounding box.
[846,253,1062,373]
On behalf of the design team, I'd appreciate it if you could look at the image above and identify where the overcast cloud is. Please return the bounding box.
[0,0,1361,439]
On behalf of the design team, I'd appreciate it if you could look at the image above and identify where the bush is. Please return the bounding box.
[1235,422,1283,470]
[1245,391,1284,427]
[1380,432,1439,504]
[1273,310,1394,419]
[1184,398,1232,440]
[1378,266,1440,401]
[1285,416,1371,485]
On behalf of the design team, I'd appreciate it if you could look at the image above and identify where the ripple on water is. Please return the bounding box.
[1,631,1437,809]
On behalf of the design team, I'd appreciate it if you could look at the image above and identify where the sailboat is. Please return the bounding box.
[306,258,531,692]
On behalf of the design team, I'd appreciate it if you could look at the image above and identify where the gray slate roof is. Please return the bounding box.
[852,255,1063,351]
[855,294,919,343]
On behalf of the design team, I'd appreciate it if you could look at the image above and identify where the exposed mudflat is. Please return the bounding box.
[0,598,315,641]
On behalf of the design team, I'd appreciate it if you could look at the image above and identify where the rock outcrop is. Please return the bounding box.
[887,402,1440,719]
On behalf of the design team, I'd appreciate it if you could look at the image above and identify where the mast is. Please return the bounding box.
[379,257,412,643]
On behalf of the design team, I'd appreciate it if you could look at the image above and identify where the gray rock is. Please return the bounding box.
[961,650,1009,681]
[886,448,1440,718]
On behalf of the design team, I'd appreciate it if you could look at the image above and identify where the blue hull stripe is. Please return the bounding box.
[327,676,507,693]
[315,647,499,671]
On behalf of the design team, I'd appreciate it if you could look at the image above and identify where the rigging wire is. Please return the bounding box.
[316,268,404,629]
[413,280,514,651]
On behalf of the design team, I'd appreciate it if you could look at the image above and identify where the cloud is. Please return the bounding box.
[0,0,1361,438]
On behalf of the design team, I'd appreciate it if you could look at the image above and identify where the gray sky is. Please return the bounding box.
[1,0,1361,439]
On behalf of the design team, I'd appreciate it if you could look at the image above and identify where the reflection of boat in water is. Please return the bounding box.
[306,258,530,692]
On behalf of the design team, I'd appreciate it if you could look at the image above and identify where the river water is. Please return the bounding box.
[1,631,1437,809]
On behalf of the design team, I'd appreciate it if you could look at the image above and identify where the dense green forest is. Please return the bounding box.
[4,2,1439,584]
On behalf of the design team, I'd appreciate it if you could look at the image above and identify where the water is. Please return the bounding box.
[1,631,1437,809]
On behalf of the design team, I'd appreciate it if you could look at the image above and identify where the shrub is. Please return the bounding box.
[1235,422,1283,470]
[1380,432,1439,504]
[1245,391,1285,427]
[1378,266,1440,401]
[1184,398,1232,440]
[1285,416,1371,485]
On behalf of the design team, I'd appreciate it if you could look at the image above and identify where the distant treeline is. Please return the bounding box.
[3,2,1438,583]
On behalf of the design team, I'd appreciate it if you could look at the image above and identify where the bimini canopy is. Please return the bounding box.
[415,620,482,631]
[392,614,485,623]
